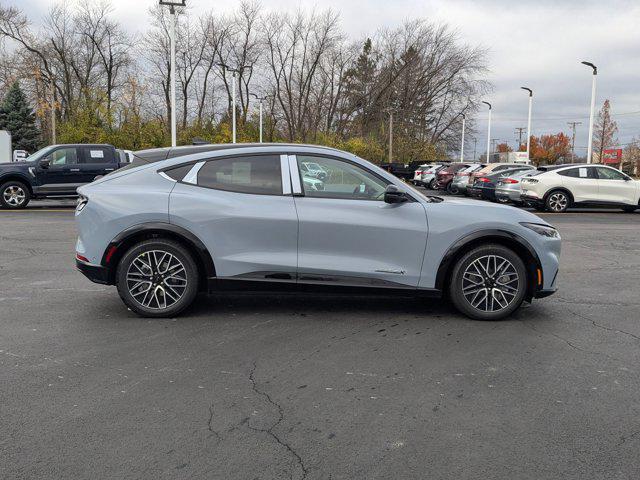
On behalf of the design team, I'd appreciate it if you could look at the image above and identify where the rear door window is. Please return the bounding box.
[197,155,282,195]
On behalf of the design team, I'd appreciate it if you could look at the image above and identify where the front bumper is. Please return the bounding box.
[521,194,544,206]
[535,288,557,299]
[495,188,522,203]
[76,258,111,285]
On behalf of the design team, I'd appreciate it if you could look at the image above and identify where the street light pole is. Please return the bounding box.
[459,113,466,162]
[482,101,492,162]
[521,87,533,160]
[567,121,582,162]
[582,61,598,164]
[231,71,236,143]
[160,1,185,147]
[251,93,269,143]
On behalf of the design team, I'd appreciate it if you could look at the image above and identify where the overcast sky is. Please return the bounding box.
[17,0,640,156]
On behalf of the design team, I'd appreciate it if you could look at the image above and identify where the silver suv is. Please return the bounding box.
[75,144,561,320]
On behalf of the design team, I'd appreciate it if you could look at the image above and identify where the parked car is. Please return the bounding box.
[13,149,29,162]
[450,163,485,195]
[75,143,561,321]
[520,164,640,213]
[413,163,448,188]
[0,144,123,209]
[300,160,328,180]
[434,163,471,192]
[381,161,426,180]
[469,166,536,202]
[495,169,537,206]
[467,163,530,192]
[412,164,431,185]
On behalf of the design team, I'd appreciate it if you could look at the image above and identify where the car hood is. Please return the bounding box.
[429,196,553,227]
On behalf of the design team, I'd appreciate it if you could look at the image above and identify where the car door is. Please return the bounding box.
[290,154,428,289]
[168,154,299,281]
[559,166,599,202]
[593,166,636,204]
[35,146,82,194]
[79,146,117,183]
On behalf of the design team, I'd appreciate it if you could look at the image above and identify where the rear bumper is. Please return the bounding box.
[495,188,522,203]
[76,259,111,285]
[521,194,544,206]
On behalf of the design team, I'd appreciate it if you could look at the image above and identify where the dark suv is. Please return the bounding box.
[0,144,123,209]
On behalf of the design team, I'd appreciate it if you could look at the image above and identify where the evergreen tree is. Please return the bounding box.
[0,81,41,152]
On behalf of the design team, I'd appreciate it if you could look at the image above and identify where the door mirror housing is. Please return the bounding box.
[39,158,50,169]
[384,184,408,204]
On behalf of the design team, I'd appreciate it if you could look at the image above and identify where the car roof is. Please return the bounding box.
[537,163,589,171]
[133,143,344,163]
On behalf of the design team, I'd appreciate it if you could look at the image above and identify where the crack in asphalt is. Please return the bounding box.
[248,361,308,480]
[565,307,640,343]
[207,404,222,443]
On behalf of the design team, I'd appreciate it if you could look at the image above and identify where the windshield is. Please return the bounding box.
[26,146,55,163]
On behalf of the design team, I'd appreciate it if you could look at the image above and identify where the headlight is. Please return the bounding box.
[520,222,559,238]
[76,196,88,213]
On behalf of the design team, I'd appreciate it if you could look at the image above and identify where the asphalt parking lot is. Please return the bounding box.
[1,200,639,480]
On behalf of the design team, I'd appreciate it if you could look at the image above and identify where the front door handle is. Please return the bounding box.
[70,168,80,172]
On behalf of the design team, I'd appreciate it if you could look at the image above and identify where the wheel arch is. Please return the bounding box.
[544,187,574,205]
[435,229,543,301]
[0,174,34,195]
[101,222,215,290]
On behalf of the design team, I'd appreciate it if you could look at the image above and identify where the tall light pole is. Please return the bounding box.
[459,113,466,162]
[159,0,185,147]
[218,63,252,144]
[582,61,597,164]
[482,101,492,162]
[385,108,394,163]
[521,87,533,159]
[251,93,270,143]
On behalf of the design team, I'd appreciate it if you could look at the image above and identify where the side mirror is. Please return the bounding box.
[39,158,50,169]
[384,184,408,204]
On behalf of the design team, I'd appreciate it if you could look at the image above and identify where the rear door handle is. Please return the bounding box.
[105,168,114,171]
[70,168,80,172]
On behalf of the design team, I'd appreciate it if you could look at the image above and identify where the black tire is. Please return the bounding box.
[449,244,528,321]
[622,206,637,213]
[447,182,459,195]
[428,178,437,190]
[533,204,546,212]
[0,180,30,209]
[545,190,570,213]
[116,238,199,318]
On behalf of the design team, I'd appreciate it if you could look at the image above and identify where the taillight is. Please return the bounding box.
[76,253,90,263]
[477,177,491,183]
[416,171,423,175]
[503,178,519,184]
[76,195,88,213]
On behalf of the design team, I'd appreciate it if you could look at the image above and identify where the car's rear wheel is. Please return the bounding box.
[447,182,459,195]
[0,181,30,209]
[428,178,437,189]
[449,244,527,320]
[545,190,570,213]
[116,239,199,318]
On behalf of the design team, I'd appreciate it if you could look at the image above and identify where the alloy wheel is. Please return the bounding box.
[548,192,568,212]
[126,250,188,310]
[3,185,26,207]
[461,254,520,312]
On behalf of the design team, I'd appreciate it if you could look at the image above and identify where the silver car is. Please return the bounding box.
[75,144,561,320]
[451,163,485,195]
[495,169,536,205]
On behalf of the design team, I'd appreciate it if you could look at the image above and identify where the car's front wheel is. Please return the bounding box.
[116,239,199,318]
[622,206,637,213]
[447,182,459,195]
[545,190,570,213]
[449,244,528,320]
[0,181,30,209]
[428,178,437,189]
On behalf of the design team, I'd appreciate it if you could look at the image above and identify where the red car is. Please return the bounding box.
[434,163,471,193]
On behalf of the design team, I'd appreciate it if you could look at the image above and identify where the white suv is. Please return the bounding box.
[520,164,640,213]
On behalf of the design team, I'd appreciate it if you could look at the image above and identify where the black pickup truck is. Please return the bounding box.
[380,161,425,180]
[0,144,126,209]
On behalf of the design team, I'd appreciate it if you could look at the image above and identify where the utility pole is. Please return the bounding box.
[515,127,526,150]
[491,138,500,154]
[250,93,270,143]
[567,121,582,162]
[473,137,478,161]
[218,62,252,144]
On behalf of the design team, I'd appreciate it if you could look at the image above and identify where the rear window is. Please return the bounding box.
[197,155,282,195]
